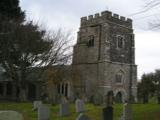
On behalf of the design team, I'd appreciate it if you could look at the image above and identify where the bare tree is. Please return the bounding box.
[0,22,73,101]
[39,29,73,67]
[0,0,73,102]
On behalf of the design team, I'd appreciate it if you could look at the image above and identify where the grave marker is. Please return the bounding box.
[33,101,42,111]
[59,103,69,116]
[38,105,50,120]
[0,111,23,120]
[75,99,85,113]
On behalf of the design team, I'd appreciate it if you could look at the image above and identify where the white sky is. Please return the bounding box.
[20,0,160,79]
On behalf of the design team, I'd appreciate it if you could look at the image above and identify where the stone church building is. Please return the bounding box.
[0,10,137,103]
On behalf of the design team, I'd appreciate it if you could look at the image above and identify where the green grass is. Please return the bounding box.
[0,102,160,120]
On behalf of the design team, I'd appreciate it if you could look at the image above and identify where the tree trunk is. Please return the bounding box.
[18,83,27,102]
[18,67,28,102]
[19,88,27,102]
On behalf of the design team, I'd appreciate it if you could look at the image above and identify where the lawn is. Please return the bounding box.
[0,102,160,120]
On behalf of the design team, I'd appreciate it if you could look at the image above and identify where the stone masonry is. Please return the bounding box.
[72,10,137,103]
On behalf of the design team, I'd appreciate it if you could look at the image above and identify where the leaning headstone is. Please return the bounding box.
[75,99,85,113]
[33,101,42,111]
[0,111,23,120]
[102,106,113,120]
[38,105,50,120]
[76,113,90,120]
[59,102,69,116]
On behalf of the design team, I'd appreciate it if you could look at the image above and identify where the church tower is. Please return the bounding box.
[72,11,137,102]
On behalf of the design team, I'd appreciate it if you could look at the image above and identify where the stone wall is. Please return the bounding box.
[72,63,98,98]
[80,11,132,29]
[72,10,137,103]
[98,61,137,101]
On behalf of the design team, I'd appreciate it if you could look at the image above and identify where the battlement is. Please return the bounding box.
[81,11,132,28]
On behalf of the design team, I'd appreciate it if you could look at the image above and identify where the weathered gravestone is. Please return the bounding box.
[102,106,113,120]
[0,111,23,120]
[121,102,132,120]
[38,105,50,120]
[75,99,85,113]
[59,103,69,116]
[33,101,42,111]
[76,113,90,120]
[59,96,70,116]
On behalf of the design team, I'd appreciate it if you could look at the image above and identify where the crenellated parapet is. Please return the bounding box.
[80,11,132,28]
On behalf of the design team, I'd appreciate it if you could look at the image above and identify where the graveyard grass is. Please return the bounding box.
[0,103,160,120]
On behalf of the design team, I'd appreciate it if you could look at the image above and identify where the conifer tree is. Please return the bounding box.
[0,0,51,101]
[0,0,25,22]
[0,0,72,101]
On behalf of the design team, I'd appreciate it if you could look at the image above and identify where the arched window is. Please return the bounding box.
[115,92,123,103]
[115,70,124,84]
[65,83,68,97]
[87,35,94,47]
[117,35,124,48]
[57,84,60,94]
[116,74,122,83]
[57,82,69,97]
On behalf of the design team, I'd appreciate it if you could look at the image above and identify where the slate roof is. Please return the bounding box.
[0,65,72,82]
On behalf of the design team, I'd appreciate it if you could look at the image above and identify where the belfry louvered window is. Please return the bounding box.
[87,35,94,47]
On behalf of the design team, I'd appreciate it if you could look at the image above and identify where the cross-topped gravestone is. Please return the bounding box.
[38,105,50,120]
[33,101,42,111]
[75,99,85,113]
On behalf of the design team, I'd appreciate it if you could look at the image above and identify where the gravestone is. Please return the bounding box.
[0,111,23,120]
[122,102,132,120]
[76,113,90,120]
[75,99,85,113]
[59,103,69,116]
[33,101,42,111]
[38,105,50,120]
[102,106,113,120]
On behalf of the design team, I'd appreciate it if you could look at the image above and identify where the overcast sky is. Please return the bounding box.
[20,0,160,79]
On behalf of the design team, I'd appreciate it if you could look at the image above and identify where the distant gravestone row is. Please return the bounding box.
[0,98,115,120]
[32,98,87,120]
[30,96,115,120]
